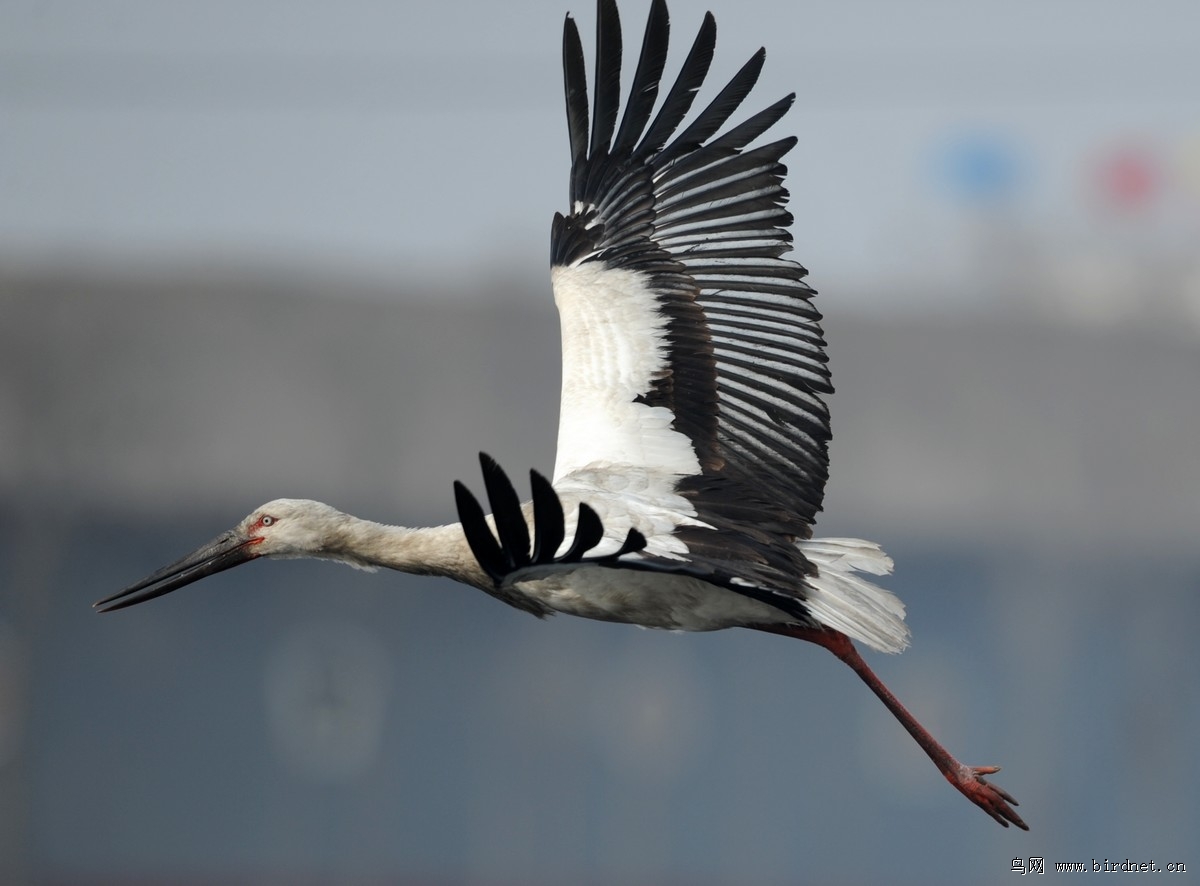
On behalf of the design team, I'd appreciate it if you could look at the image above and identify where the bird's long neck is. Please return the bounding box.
[323,514,487,589]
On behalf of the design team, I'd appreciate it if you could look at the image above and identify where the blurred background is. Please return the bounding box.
[3,0,1199,882]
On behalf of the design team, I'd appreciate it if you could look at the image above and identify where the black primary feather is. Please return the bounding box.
[479,453,531,572]
[559,503,605,562]
[453,480,506,582]
[562,13,590,185]
[454,454,649,587]
[634,11,715,161]
[529,469,566,563]
[588,0,623,161]
[611,0,669,154]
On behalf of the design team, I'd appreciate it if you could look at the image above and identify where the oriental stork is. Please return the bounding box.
[96,0,1027,829]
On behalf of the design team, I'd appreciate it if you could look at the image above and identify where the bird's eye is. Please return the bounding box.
[260,515,275,527]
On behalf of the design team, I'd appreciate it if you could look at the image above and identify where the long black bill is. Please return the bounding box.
[94,530,260,613]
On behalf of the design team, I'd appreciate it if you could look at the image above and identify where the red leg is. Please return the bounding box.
[754,623,1028,830]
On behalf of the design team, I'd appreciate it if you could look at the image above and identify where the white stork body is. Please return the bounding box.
[97,0,1026,830]
[509,535,898,638]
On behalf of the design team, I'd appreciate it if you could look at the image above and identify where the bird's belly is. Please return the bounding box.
[512,568,793,632]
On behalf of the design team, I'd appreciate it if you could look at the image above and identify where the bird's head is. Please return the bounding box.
[94,498,344,613]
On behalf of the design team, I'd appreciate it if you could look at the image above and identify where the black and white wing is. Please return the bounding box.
[550,0,831,578]
[451,0,906,652]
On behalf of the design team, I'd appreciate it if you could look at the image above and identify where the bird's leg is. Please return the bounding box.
[754,623,1028,830]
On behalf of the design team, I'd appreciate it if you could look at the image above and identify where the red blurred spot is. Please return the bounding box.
[1097,146,1158,211]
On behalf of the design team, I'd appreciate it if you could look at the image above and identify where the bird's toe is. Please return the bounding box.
[951,765,1029,830]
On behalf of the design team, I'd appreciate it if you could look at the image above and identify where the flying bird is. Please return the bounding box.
[97,0,1026,829]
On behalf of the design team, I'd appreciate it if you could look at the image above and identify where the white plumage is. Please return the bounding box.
[97,0,1026,830]
[552,263,701,483]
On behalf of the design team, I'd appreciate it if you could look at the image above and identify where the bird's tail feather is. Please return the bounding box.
[798,537,910,654]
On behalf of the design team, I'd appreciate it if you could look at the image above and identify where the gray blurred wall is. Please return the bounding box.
[2,265,1198,883]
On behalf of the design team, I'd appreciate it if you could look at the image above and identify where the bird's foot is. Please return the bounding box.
[948,764,1028,830]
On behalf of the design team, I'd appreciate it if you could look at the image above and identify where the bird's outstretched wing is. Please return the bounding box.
[453,454,822,628]
[551,0,831,544]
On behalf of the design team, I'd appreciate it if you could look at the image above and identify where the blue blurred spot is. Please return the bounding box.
[934,132,1023,205]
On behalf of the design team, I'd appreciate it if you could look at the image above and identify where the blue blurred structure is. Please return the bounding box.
[935,131,1024,206]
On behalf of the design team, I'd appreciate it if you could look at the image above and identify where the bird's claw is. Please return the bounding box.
[951,764,1029,830]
